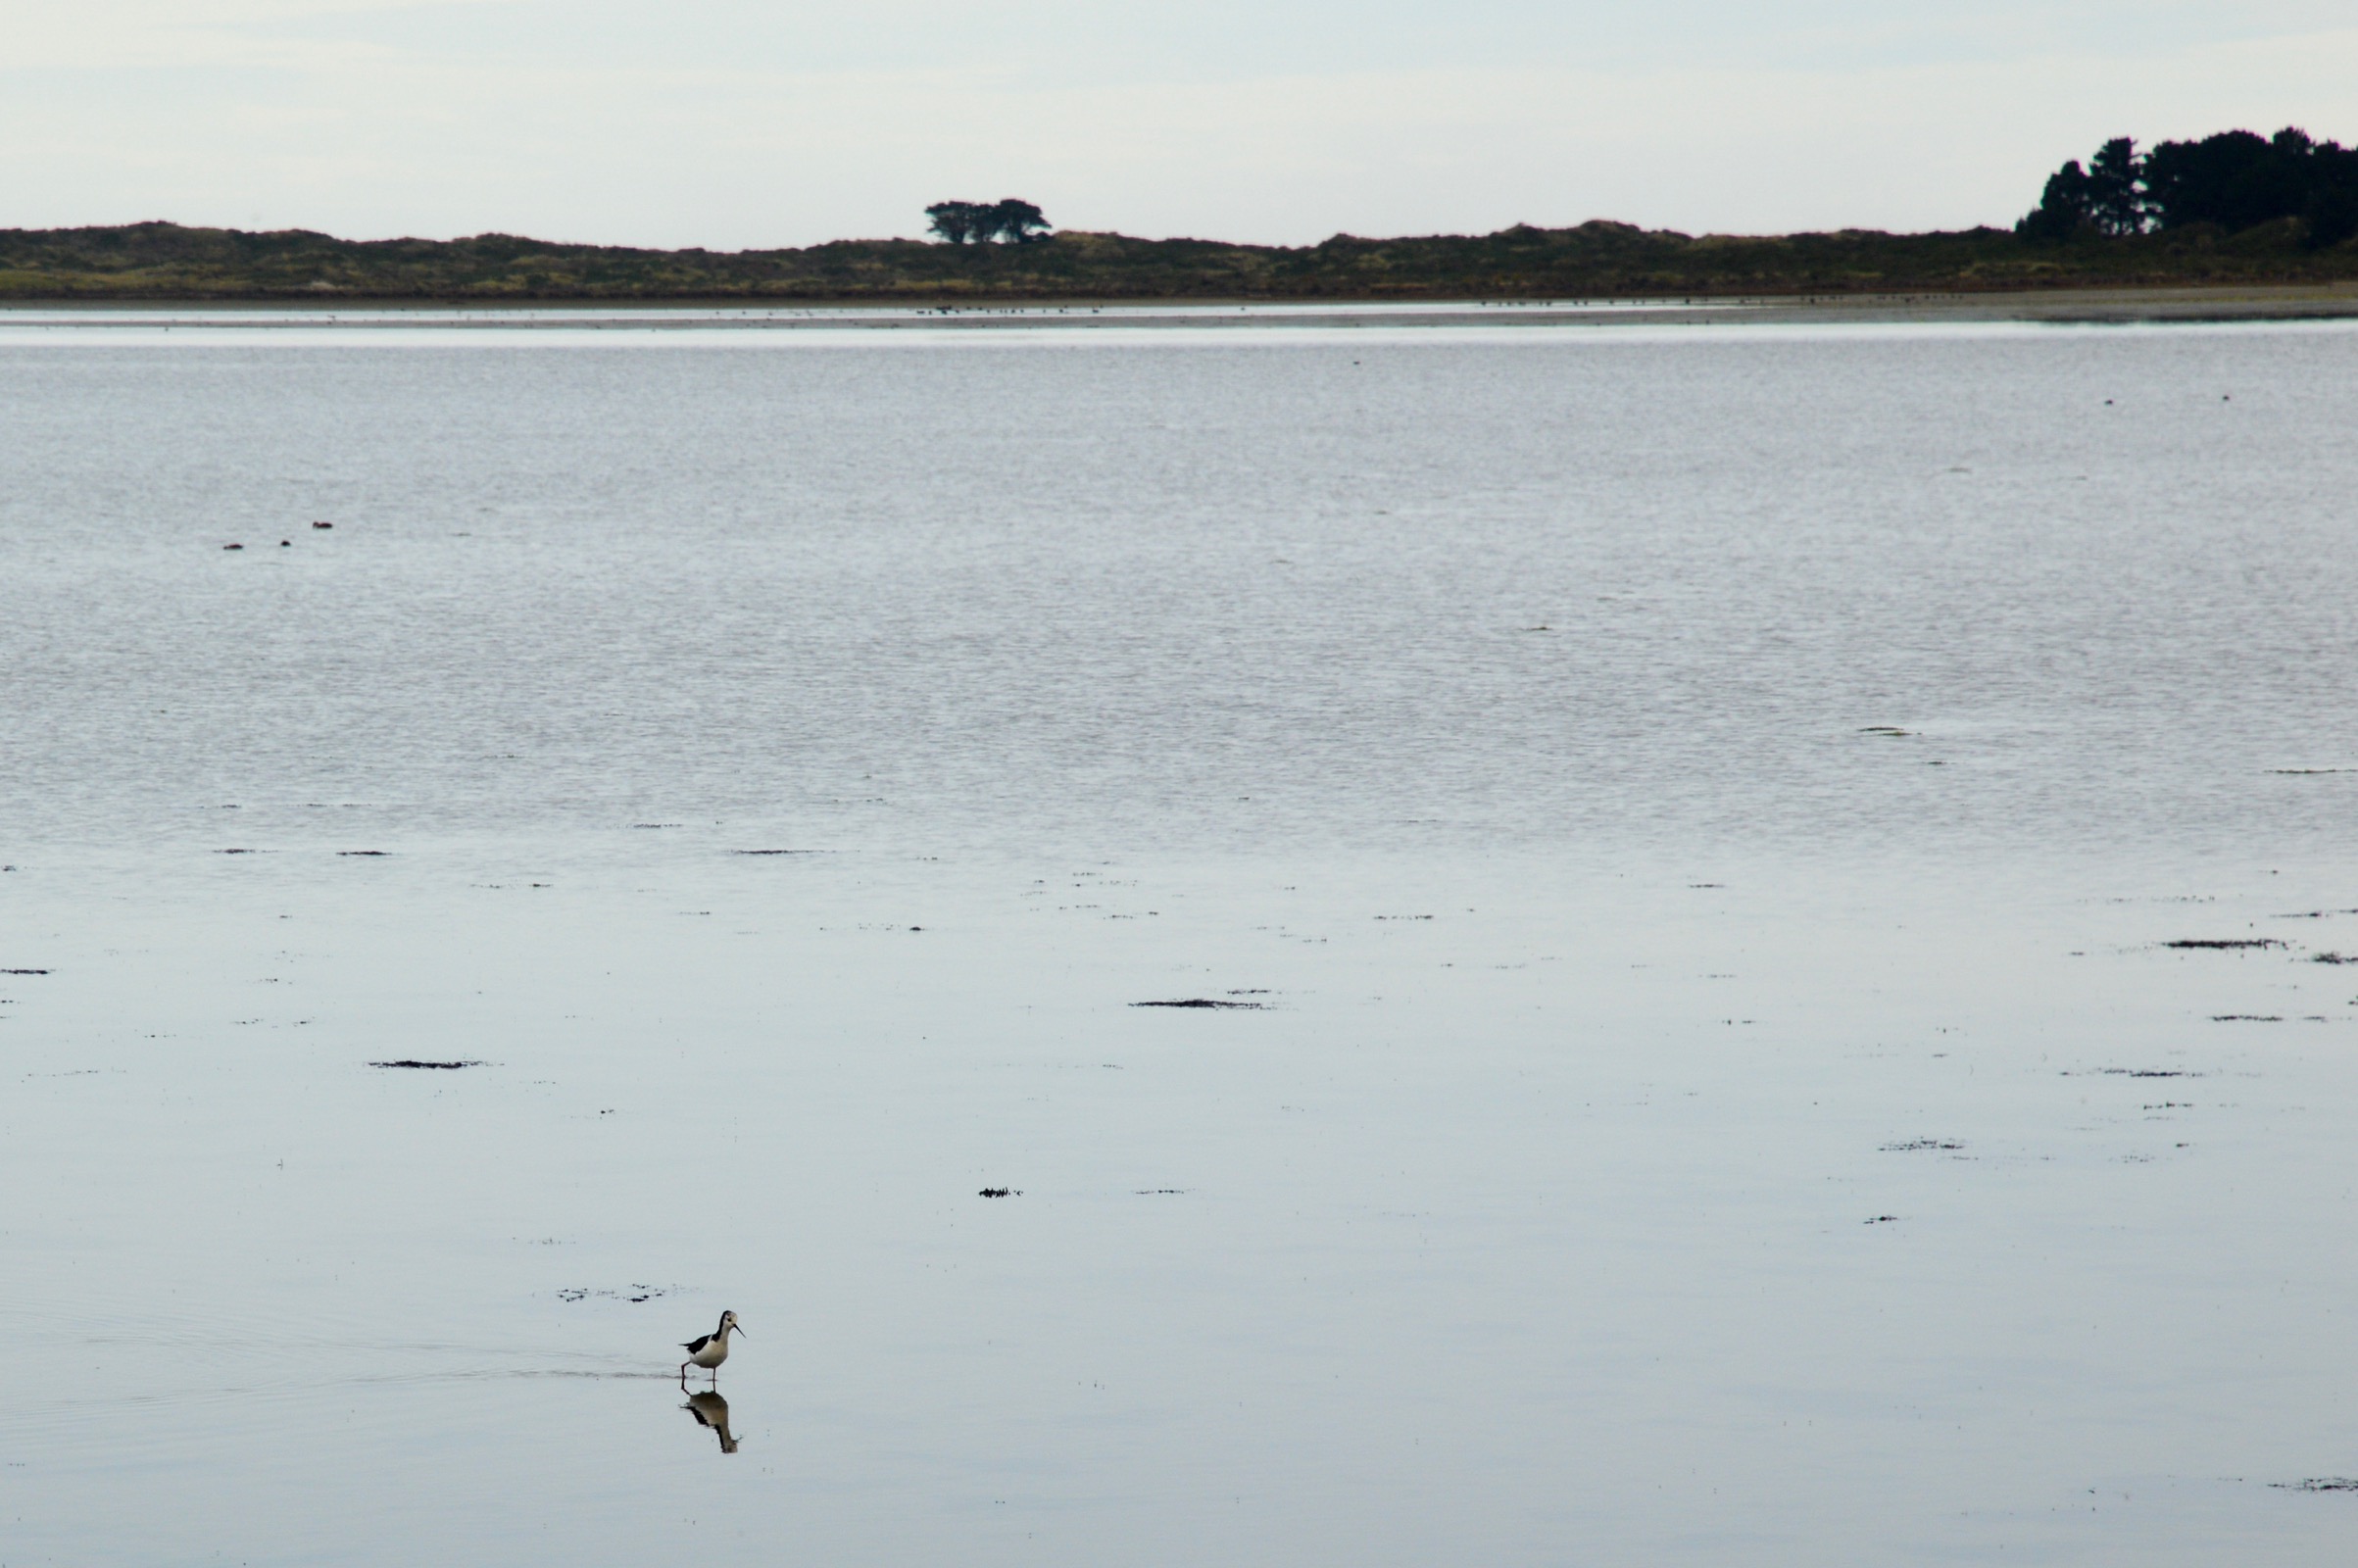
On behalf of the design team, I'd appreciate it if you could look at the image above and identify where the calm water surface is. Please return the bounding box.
[4,315,2358,1564]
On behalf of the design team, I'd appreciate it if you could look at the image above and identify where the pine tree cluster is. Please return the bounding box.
[2020,128,2358,249]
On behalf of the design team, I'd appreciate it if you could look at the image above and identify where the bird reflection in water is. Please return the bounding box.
[683,1390,738,1454]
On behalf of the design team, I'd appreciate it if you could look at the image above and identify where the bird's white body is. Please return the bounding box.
[679,1310,744,1383]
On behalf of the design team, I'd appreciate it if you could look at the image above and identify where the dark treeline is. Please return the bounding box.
[5,134,2356,301]
[2021,127,2358,248]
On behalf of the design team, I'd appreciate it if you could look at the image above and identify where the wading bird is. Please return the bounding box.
[679,1310,744,1385]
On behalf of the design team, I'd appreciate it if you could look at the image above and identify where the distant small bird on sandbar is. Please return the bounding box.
[679,1310,744,1384]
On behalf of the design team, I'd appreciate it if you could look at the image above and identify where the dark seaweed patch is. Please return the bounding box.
[2164,938,2284,950]
[1133,999,1267,1009]
[370,1059,480,1069]
[1880,1139,1964,1152]
[978,1188,1020,1198]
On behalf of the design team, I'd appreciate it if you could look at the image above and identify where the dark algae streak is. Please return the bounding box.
[1132,999,1268,1009]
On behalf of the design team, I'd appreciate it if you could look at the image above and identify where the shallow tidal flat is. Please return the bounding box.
[4,311,2358,1564]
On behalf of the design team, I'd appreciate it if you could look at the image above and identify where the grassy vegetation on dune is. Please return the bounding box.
[1,218,2354,302]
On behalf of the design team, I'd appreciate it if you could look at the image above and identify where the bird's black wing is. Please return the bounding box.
[683,1334,712,1353]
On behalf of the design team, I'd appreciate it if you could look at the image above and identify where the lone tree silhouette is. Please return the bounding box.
[2085,137,2146,234]
[925,199,1052,244]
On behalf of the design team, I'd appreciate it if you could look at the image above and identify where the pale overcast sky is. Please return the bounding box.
[5,1,2354,248]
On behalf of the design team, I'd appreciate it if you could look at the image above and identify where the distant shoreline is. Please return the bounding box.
[6,220,2357,308]
[4,285,2355,327]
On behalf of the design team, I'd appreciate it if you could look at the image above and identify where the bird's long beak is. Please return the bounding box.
[732,1324,747,1338]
